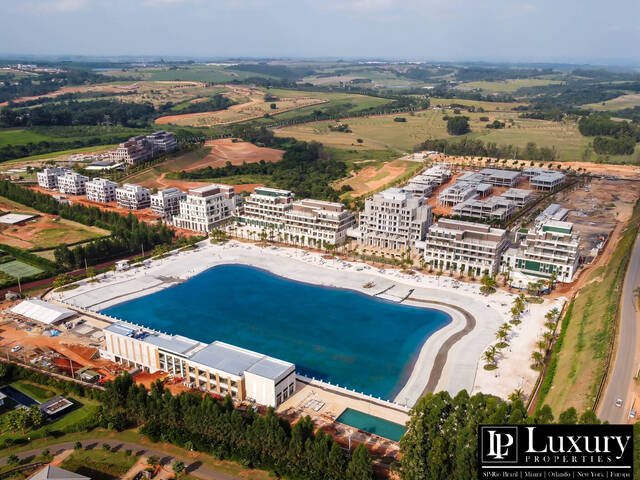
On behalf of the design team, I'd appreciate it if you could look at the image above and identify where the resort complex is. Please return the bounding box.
[172,184,240,233]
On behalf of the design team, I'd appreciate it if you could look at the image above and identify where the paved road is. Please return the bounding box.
[0,439,240,480]
[600,232,640,423]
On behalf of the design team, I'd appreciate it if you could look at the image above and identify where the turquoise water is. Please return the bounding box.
[336,408,407,441]
[102,264,451,399]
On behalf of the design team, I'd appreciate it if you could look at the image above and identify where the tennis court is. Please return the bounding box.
[0,260,43,278]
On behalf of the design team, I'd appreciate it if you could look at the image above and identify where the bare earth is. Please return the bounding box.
[335,159,413,197]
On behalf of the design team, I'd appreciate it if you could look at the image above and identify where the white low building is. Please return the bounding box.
[37,167,69,190]
[57,172,89,195]
[452,195,516,221]
[283,199,356,246]
[359,187,432,251]
[116,184,151,210]
[530,171,566,191]
[150,187,186,220]
[85,178,118,204]
[173,184,239,233]
[102,321,295,407]
[10,299,75,326]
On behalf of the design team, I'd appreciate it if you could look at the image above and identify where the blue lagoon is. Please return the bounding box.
[102,264,451,399]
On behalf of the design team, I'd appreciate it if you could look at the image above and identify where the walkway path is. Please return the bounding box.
[0,439,240,480]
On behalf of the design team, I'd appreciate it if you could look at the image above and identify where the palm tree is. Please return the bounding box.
[500,322,512,332]
[496,329,509,346]
[483,345,498,367]
[542,331,555,346]
[531,351,545,369]
[547,272,557,292]
[536,339,548,352]
[459,263,465,278]
[508,388,524,403]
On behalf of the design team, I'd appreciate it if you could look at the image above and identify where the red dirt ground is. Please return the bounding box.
[194,138,284,169]
[0,84,139,107]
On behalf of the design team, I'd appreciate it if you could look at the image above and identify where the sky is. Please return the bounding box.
[1,0,639,64]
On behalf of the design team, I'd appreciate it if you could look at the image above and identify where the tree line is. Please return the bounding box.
[415,137,558,162]
[578,114,640,155]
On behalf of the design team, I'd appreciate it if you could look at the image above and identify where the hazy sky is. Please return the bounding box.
[1,0,639,64]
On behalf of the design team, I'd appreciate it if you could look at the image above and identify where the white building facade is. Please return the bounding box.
[57,172,89,195]
[150,187,186,219]
[173,184,239,233]
[37,167,69,190]
[116,184,151,210]
[85,178,118,204]
[359,188,432,251]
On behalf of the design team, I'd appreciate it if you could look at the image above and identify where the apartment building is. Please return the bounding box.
[116,183,151,210]
[452,196,516,221]
[530,171,565,191]
[478,168,523,187]
[506,220,580,283]
[173,184,239,233]
[359,188,432,250]
[423,218,509,275]
[438,182,490,206]
[283,199,356,246]
[85,177,118,204]
[146,130,178,155]
[501,188,535,207]
[421,163,452,185]
[236,187,295,229]
[57,172,89,195]
[36,167,69,190]
[150,187,186,219]
[102,322,295,408]
[535,203,569,226]
[110,136,152,166]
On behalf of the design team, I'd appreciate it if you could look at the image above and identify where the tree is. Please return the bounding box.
[28,404,44,430]
[346,444,373,480]
[148,455,160,467]
[53,273,73,288]
[531,351,545,369]
[480,274,497,294]
[508,389,524,403]
[327,442,347,479]
[482,345,498,367]
[85,266,97,279]
[446,116,470,135]
[172,460,185,477]
[496,329,508,346]
[558,407,578,425]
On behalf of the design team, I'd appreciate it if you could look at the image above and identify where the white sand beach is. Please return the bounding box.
[47,240,564,406]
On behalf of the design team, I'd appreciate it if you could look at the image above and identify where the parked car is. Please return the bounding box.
[629,409,636,419]
[11,345,21,353]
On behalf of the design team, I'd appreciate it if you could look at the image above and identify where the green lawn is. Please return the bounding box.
[11,381,56,402]
[454,78,563,94]
[61,448,137,480]
[0,261,44,279]
[149,66,274,83]
[9,144,119,163]
[0,129,54,148]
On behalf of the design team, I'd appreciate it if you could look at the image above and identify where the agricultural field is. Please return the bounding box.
[583,93,640,111]
[334,159,422,198]
[453,78,563,94]
[156,86,327,126]
[148,64,275,83]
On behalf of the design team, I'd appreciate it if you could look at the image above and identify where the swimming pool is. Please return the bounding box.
[102,264,451,399]
[336,408,407,442]
[0,385,39,407]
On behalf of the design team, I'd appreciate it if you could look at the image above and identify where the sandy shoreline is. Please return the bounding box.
[47,240,563,406]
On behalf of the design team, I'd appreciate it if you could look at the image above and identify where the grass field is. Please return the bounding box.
[0,260,43,278]
[540,201,640,415]
[0,129,55,148]
[4,144,118,164]
[11,380,56,403]
[584,93,640,111]
[61,448,138,480]
[454,78,563,94]
[149,65,274,83]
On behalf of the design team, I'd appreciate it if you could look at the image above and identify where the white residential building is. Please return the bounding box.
[85,178,118,204]
[530,171,565,191]
[237,187,295,229]
[102,322,296,408]
[283,199,356,246]
[478,168,523,187]
[501,188,535,207]
[57,172,89,195]
[423,218,509,275]
[359,188,432,250]
[36,167,69,190]
[452,196,516,221]
[173,184,239,233]
[146,130,178,154]
[506,220,580,283]
[236,187,355,246]
[421,163,452,185]
[438,182,484,206]
[150,187,186,219]
[116,183,151,210]
[110,136,152,166]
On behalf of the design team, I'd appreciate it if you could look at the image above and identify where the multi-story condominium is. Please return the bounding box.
[403,180,435,197]
[150,187,186,219]
[506,220,580,283]
[283,199,356,246]
[478,168,523,187]
[85,177,118,204]
[421,163,452,185]
[110,136,152,166]
[173,184,239,233]
[501,188,535,207]
[452,196,516,221]
[359,187,432,250]
[102,321,295,407]
[116,183,151,210]
[535,203,569,226]
[146,130,178,155]
[423,218,509,275]
[529,171,565,190]
[236,187,295,229]
[57,172,89,195]
[36,167,69,190]
[438,182,486,206]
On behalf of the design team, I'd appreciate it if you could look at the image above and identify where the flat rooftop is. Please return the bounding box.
[0,213,38,224]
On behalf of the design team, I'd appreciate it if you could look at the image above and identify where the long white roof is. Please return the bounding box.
[10,299,75,325]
